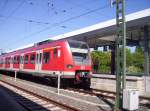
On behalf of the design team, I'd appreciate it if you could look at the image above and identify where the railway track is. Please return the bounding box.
[0,75,107,111]
[63,87,150,104]
[0,80,79,111]
[0,74,149,111]
[64,88,115,99]
[63,88,150,110]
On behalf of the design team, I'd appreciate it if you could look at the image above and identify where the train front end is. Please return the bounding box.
[65,40,92,88]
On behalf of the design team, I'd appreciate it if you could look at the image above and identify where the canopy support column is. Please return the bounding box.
[144,25,149,76]
[114,0,126,110]
[111,45,115,75]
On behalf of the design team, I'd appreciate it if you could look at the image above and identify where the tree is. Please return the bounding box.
[126,48,133,67]
[91,51,111,73]
[91,47,145,74]
[132,47,144,72]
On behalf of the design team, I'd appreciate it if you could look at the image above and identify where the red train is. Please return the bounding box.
[0,40,92,88]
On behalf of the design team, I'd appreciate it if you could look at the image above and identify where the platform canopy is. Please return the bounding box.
[52,8,150,48]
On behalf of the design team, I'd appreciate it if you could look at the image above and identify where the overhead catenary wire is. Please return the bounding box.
[4,3,109,50]
[46,0,103,21]
[62,0,111,18]
[47,0,68,15]
[0,0,25,28]
[0,15,51,25]
[0,0,8,12]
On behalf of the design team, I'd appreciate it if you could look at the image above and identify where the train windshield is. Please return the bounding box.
[68,40,90,65]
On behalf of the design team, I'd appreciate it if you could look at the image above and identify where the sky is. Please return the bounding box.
[0,0,150,52]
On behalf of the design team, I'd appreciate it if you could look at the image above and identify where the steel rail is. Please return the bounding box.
[0,80,80,111]
[66,88,150,101]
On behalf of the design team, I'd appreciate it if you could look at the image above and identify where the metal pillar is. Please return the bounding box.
[15,71,17,81]
[57,73,61,95]
[144,26,149,76]
[111,45,115,75]
[114,0,126,110]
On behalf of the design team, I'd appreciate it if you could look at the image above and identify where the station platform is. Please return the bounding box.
[91,74,150,97]
[0,85,26,111]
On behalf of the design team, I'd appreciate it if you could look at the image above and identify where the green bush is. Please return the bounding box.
[91,51,111,73]
[91,47,145,74]
[127,66,142,73]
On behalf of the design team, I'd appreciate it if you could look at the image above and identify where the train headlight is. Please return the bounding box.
[67,64,73,69]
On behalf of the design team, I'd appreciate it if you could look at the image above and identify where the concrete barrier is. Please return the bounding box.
[91,74,150,97]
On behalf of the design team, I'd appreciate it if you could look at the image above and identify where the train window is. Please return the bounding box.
[10,57,13,64]
[12,57,14,64]
[0,59,1,64]
[17,56,20,64]
[68,40,88,49]
[39,53,42,63]
[43,52,50,64]
[24,55,28,64]
[13,56,17,64]
[0,59,2,64]
[20,56,22,64]
[36,54,39,63]
[58,50,61,58]
[30,54,35,64]
[8,58,9,64]
[22,56,24,64]
[4,59,6,64]
[5,58,7,64]
[20,56,24,64]
[7,57,10,64]
[19,56,20,64]
[54,48,57,58]
[7,58,9,64]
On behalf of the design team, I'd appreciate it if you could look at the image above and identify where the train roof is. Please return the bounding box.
[0,39,87,58]
[0,39,66,57]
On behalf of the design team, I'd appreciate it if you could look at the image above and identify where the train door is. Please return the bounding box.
[10,56,13,70]
[3,58,5,69]
[0,58,4,69]
[35,50,42,72]
[54,47,63,71]
[20,54,24,70]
